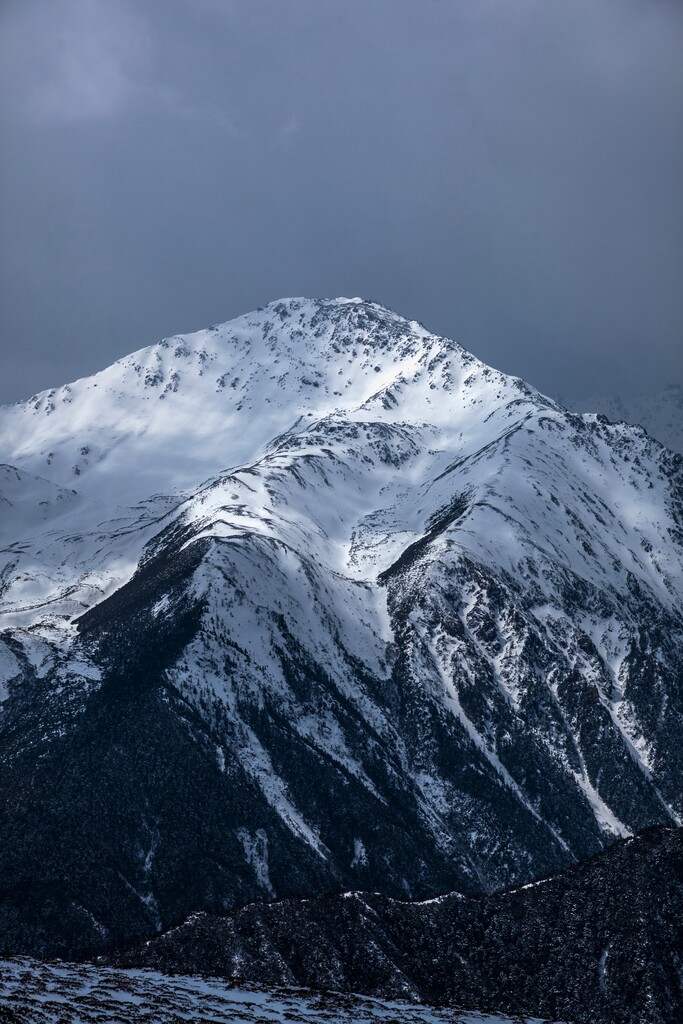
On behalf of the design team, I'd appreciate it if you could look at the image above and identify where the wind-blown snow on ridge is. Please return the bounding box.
[1,297,682,957]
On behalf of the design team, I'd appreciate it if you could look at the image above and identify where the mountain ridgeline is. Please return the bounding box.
[112,826,683,1024]
[567,383,683,455]
[0,298,681,968]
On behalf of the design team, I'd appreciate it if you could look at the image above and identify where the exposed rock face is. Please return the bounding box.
[0,298,681,959]
[113,827,683,1024]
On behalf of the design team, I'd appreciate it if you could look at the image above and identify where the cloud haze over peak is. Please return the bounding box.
[1,0,681,405]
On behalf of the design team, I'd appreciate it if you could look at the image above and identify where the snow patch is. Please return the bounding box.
[237,828,275,897]
[351,837,368,868]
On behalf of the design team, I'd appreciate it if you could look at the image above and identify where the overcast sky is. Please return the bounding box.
[1,0,681,406]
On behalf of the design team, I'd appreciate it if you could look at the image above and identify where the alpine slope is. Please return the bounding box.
[0,297,681,957]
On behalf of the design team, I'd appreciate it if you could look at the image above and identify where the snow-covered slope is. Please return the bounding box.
[1,298,682,958]
[0,959,554,1024]
[565,383,683,454]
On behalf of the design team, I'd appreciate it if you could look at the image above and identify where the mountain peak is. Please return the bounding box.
[1,298,682,964]
[0,298,494,503]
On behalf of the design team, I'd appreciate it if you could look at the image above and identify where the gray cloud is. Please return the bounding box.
[4,0,150,122]
[1,0,682,405]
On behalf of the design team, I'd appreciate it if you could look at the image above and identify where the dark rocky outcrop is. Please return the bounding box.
[112,826,683,1024]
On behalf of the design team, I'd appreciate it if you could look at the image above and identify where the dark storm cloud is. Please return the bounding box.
[1,0,682,404]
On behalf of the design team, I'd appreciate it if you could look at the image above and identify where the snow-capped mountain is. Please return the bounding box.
[0,298,682,959]
[565,383,683,455]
